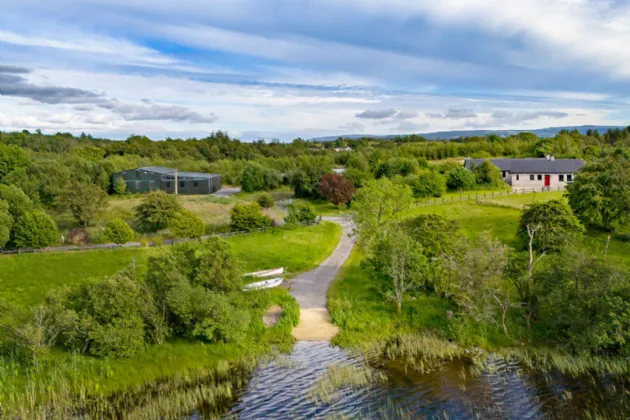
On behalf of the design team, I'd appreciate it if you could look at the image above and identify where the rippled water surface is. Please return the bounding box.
[226,342,618,419]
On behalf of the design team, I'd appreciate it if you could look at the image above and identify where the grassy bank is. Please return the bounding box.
[1,288,299,418]
[0,222,342,307]
[0,222,341,416]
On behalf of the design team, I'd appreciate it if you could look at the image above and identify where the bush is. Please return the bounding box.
[13,210,58,248]
[230,203,272,232]
[241,163,266,192]
[135,191,182,233]
[146,238,247,343]
[285,200,317,224]
[169,209,205,239]
[45,267,155,358]
[446,166,476,191]
[113,177,126,195]
[408,171,446,198]
[103,218,135,244]
[257,193,275,208]
[67,228,90,245]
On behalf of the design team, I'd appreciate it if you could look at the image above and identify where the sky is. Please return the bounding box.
[1,0,630,141]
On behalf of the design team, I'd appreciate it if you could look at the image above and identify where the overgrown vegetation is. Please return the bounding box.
[0,222,342,416]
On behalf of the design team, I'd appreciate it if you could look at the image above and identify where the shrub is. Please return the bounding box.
[319,173,355,206]
[46,267,154,358]
[446,166,476,191]
[285,200,317,224]
[408,171,446,198]
[113,177,126,195]
[103,218,135,244]
[13,210,58,248]
[230,203,272,232]
[169,209,205,239]
[135,191,181,233]
[241,163,266,192]
[257,193,275,208]
[67,228,90,246]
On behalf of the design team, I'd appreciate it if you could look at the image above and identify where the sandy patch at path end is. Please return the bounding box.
[292,308,339,341]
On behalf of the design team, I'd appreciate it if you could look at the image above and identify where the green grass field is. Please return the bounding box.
[0,222,342,307]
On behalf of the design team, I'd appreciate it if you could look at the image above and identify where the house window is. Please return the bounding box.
[179,181,185,189]
[559,175,564,182]
[567,174,573,182]
[537,174,542,181]
[166,182,171,188]
[516,175,520,181]
[193,181,199,187]
[502,171,506,178]
[530,175,535,181]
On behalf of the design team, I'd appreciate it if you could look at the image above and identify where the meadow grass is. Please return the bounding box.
[0,222,342,307]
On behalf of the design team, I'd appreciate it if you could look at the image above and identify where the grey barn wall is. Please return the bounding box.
[112,169,221,195]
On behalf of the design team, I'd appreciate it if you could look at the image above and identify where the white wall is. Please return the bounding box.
[510,173,574,190]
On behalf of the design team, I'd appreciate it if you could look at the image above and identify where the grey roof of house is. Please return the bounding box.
[464,158,585,174]
[120,166,219,179]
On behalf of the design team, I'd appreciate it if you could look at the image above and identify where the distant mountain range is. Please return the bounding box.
[311,125,627,142]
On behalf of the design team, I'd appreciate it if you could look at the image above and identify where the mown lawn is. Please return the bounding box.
[0,222,342,307]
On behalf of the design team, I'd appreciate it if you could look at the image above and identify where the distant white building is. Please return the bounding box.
[464,156,585,190]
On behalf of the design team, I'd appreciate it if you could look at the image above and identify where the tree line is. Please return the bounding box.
[1,127,629,249]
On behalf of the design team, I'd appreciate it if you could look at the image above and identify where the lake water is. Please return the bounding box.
[225,342,624,419]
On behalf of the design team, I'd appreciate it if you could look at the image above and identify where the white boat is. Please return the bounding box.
[243,277,284,291]
[242,267,284,278]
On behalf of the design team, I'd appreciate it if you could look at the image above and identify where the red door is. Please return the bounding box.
[544,175,551,187]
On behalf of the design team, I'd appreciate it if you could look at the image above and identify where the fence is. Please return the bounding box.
[414,185,566,208]
[0,221,318,257]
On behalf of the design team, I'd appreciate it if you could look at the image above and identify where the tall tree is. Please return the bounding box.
[135,191,182,233]
[517,200,585,253]
[58,183,108,227]
[319,173,355,206]
[567,158,630,232]
[370,225,427,313]
[351,178,413,247]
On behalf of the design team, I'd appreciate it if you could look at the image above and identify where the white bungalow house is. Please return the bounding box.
[464,156,585,190]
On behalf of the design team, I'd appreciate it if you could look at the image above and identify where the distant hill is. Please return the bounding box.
[311,125,627,142]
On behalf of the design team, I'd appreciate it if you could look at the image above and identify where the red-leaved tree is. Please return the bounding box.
[319,173,355,206]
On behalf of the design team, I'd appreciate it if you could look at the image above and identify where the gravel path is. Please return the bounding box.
[290,217,355,309]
